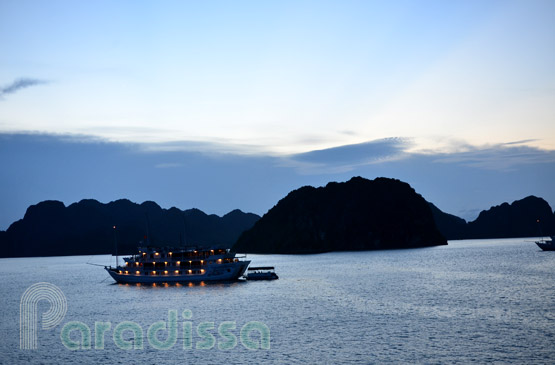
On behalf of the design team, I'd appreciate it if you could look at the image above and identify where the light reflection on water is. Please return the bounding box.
[1,238,554,363]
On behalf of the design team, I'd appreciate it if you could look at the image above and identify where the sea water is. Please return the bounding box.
[1,238,554,364]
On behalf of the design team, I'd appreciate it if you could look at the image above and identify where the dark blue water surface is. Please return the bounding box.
[1,238,554,364]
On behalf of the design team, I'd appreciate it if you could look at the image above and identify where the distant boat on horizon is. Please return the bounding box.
[535,236,555,251]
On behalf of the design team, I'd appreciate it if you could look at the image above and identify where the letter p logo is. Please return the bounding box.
[20,282,67,350]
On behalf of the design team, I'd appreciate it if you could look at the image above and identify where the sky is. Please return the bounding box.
[1,0,554,230]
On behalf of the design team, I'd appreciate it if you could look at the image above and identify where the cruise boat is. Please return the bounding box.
[105,247,250,284]
[245,266,279,280]
[535,236,555,251]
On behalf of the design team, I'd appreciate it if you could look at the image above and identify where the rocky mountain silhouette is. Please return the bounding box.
[2,179,553,257]
[0,199,260,258]
[233,177,447,253]
[431,196,555,240]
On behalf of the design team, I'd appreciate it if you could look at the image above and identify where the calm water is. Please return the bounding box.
[1,238,554,364]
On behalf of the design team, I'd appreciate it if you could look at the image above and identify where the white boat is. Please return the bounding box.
[535,236,555,251]
[105,247,250,284]
[246,266,279,280]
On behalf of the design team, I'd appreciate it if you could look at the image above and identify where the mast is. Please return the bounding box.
[113,225,119,268]
[537,219,544,239]
[145,212,152,246]
[182,212,188,249]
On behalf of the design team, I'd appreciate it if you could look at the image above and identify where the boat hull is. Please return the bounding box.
[105,261,250,284]
[536,241,555,251]
[246,273,279,280]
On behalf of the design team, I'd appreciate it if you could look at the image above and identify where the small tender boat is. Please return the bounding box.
[105,247,250,284]
[246,266,279,280]
[535,236,555,251]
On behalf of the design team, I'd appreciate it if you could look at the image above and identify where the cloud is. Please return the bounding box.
[284,138,412,174]
[135,139,272,157]
[501,139,540,146]
[339,130,357,136]
[273,137,555,178]
[1,131,554,230]
[0,78,49,98]
[431,143,555,171]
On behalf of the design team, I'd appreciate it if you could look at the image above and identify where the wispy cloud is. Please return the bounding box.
[431,143,555,171]
[283,138,412,174]
[0,78,49,99]
[136,139,272,157]
[501,139,539,146]
[273,137,555,175]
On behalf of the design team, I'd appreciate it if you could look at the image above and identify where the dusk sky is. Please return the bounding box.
[1,0,554,230]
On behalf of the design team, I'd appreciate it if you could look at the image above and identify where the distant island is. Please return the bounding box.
[430,196,555,240]
[1,176,554,257]
[233,177,447,253]
[0,199,259,258]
